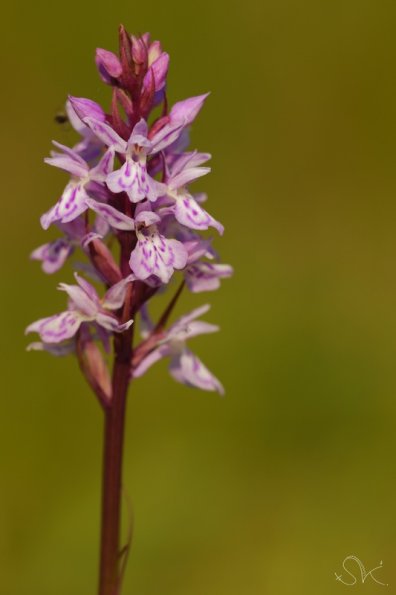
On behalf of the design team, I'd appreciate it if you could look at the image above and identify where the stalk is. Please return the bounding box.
[98,328,132,595]
[99,234,134,595]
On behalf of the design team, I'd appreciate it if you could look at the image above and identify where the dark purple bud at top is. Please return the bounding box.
[95,48,122,85]
[69,96,106,123]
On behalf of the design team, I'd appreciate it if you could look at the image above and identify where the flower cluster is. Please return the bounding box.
[26,27,232,400]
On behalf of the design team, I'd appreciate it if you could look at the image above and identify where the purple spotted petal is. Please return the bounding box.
[30,239,73,274]
[25,311,84,344]
[169,349,224,395]
[90,148,115,181]
[41,182,90,229]
[107,159,165,203]
[174,193,224,235]
[129,235,187,283]
[85,198,135,230]
[185,263,233,293]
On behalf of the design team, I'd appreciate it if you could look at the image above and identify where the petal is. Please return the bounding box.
[173,320,220,342]
[150,121,185,154]
[185,263,234,293]
[134,208,160,227]
[40,183,89,229]
[169,93,210,125]
[30,239,72,274]
[143,176,167,202]
[106,159,139,196]
[169,304,211,336]
[58,282,98,316]
[95,49,122,83]
[166,238,189,269]
[25,311,84,344]
[167,151,211,177]
[169,349,224,395]
[85,198,135,231]
[139,304,154,338]
[68,96,106,123]
[90,148,115,181]
[26,341,75,356]
[147,39,160,64]
[184,239,213,264]
[128,118,149,143]
[143,52,169,92]
[133,345,170,377]
[169,166,211,190]
[102,274,136,310]
[59,218,86,239]
[129,235,187,283]
[174,193,224,234]
[107,160,164,203]
[83,118,127,152]
[93,214,111,237]
[44,153,88,178]
[95,313,133,333]
[74,273,100,303]
[51,141,88,167]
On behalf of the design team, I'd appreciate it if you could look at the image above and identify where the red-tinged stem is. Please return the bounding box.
[98,328,132,595]
[99,231,134,595]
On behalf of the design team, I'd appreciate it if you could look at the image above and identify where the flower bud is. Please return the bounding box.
[76,328,112,405]
[68,96,105,122]
[95,48,122,85]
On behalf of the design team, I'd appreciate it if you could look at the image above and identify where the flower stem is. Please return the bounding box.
[98,328,132,595]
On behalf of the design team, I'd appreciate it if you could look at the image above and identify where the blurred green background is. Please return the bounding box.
[2,0,396,593]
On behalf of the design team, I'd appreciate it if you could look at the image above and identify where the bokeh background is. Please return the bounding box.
[2,0,396,593]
